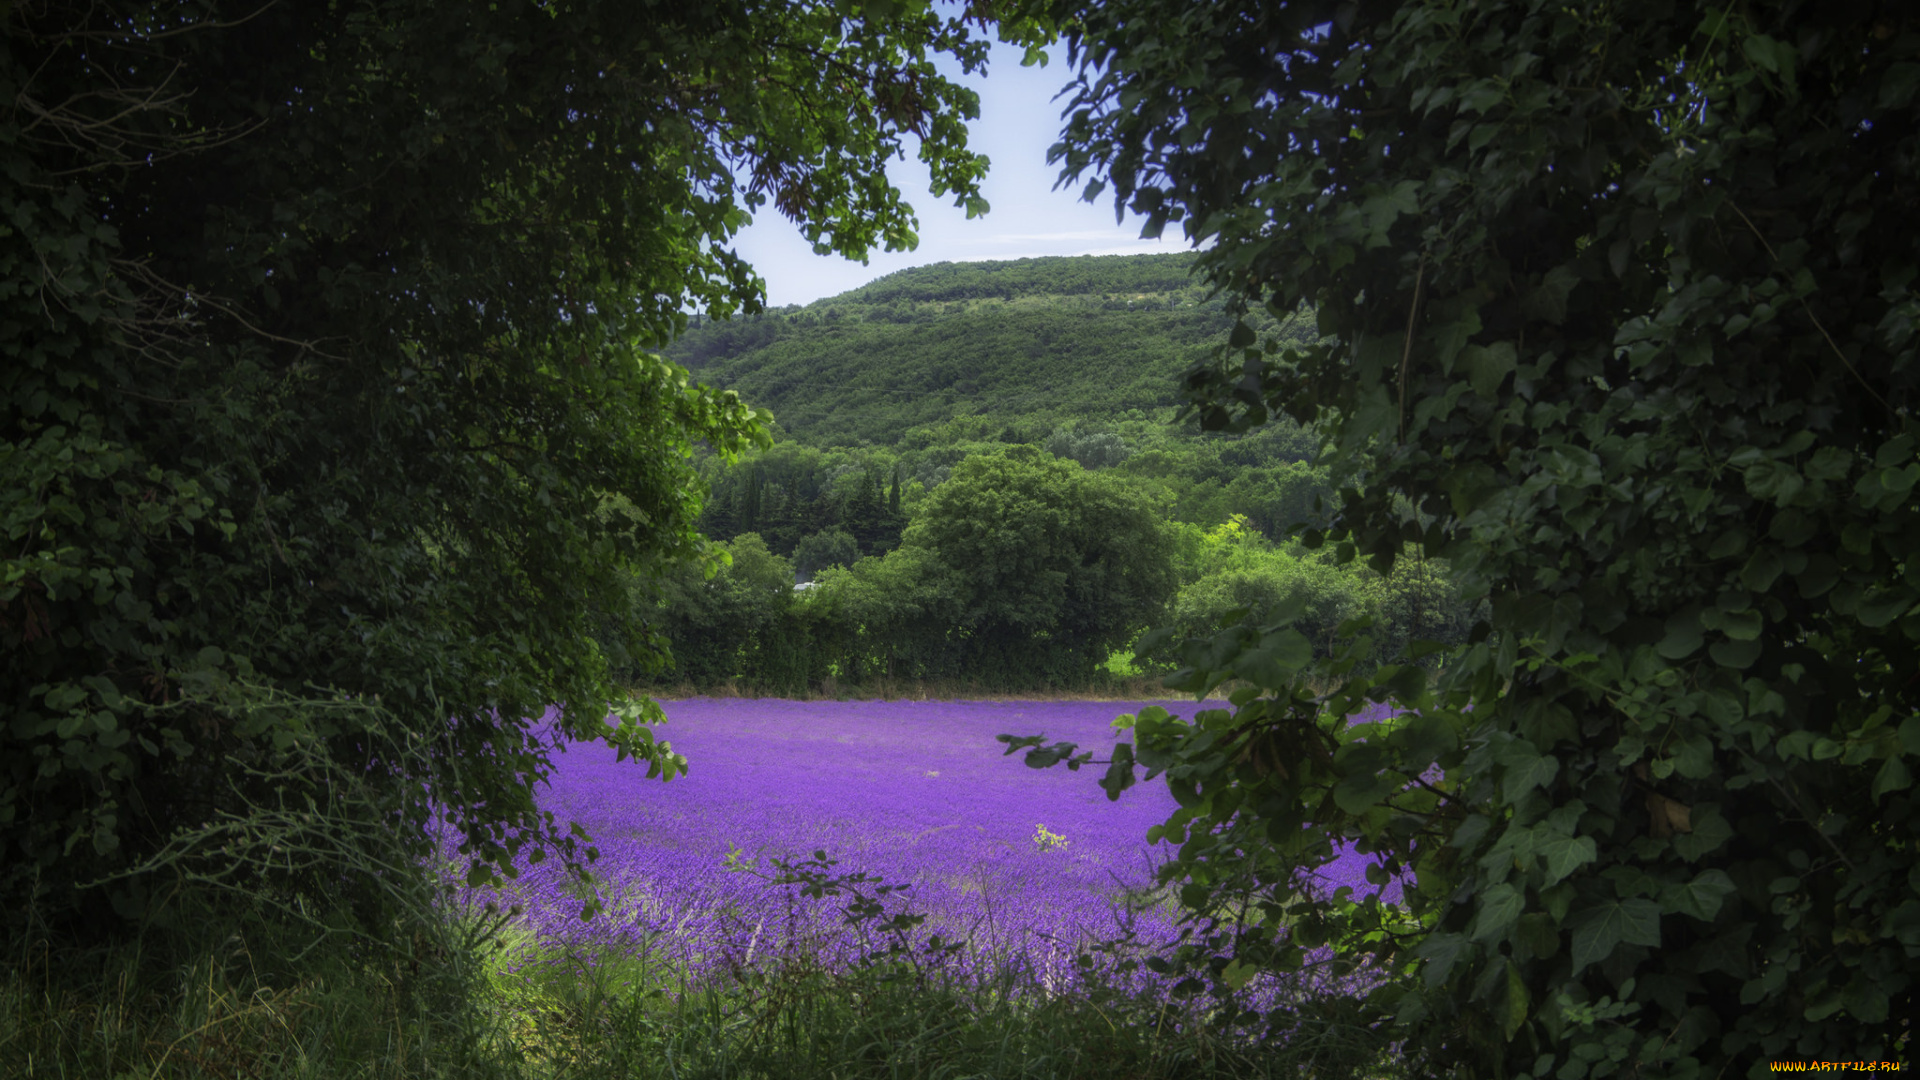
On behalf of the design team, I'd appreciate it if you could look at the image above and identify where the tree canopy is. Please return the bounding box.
[1024,0,1918,1073]
[907,448,1178,683]
[1,0,1049,924]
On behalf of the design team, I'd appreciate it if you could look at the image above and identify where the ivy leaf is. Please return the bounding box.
[1463,342,1517,399]
[1537,831,1598,887]
[1673,735,1715,779]
[1691,926,1754,978]
[1717,608,1763,640]
[1662,869,1737,922]
[1743,460,1804,505]
[1334,769,1396,814]
[1672,804,1734,862]
[1857,589,1916,628]
[1657,613,1704,659]
[1569,898,1663,975]
[1871,756,1912,802]
[1470,882,1526,943]
[1740,548,1785,592]
[1899,714,1920,756]
[1708,637,1762,669]
[1451,813,1493,852]
[1495,739,1560,802]
[1516,912,1560,959]
[1393,710,1458,769]
[1232,628,1314,686]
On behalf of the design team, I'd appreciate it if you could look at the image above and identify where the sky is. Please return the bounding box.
[728,38,1185,309]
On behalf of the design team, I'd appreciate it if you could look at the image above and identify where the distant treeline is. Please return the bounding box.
[691,410,1333,557]
[601,448,1480,694]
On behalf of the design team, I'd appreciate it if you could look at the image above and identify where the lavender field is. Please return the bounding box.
[476,697,1395,997]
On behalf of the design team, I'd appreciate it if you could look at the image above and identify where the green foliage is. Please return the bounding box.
[667,254,1304,445]
[1,695,524,1079]
[489,854,1400,1080]
[1,0,1052,927]
[643,446,1470,693]
[802,544,970,686]
[1036,0,1920,1074]
[641,450,1187,691]
[902,448,1180,686]
[4,911,522,1080]
[794,528,861,582]
[1047,427,1133,469]
[1161,517,1478,665]
[700,443,905,559]
[636,534,794,690]
[4,818,1401,1080]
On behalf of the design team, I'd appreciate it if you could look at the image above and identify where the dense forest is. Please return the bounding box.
[665,253,1296,445]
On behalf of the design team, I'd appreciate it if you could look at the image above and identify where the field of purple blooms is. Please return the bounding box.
[472,697,1396,999]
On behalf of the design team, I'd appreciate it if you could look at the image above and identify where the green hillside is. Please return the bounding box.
[669,252,1334,552]
[668,253,1269,446]
[619,255,1478,698]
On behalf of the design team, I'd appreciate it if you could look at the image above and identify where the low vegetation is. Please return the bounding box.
[4,911,1398,1080]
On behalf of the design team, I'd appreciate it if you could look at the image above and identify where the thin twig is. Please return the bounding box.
[1727,200,1893,418]
[1398,253,1427,445]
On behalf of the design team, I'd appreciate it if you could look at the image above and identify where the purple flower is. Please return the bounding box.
[462,697,1403,1005]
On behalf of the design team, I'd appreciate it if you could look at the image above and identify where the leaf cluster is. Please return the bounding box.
[1035,0,1920,1074]
[1,0,1049,928]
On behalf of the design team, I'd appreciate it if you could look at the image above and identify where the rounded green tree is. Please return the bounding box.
[908,448,1176,686]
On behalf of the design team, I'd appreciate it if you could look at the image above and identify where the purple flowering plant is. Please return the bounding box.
[463,696,1399,1008]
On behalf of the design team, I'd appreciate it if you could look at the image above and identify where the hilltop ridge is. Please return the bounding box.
[668,253,1260,446]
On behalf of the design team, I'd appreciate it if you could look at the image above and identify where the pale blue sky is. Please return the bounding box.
[729,39,1182,309]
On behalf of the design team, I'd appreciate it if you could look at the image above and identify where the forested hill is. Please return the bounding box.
[667,253,1253,446]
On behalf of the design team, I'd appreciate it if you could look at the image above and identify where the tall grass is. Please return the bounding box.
[5,895,1404,1079]
[1,896,519,1079]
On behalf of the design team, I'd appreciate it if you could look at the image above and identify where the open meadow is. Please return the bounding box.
[475,697,1395,997]
[397,696,1408,1079]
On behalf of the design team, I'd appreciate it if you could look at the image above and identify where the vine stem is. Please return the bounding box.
[1398,253,1428,445]
[1727,200,1893,419]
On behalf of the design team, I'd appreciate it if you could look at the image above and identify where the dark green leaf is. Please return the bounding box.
[1470,883,1525,943]
[1570,898,1662,975]
[1662,869,1737,922]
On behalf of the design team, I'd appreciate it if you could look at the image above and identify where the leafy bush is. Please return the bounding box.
[1162,518,1477,667]
[1033,0,1920,1074]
